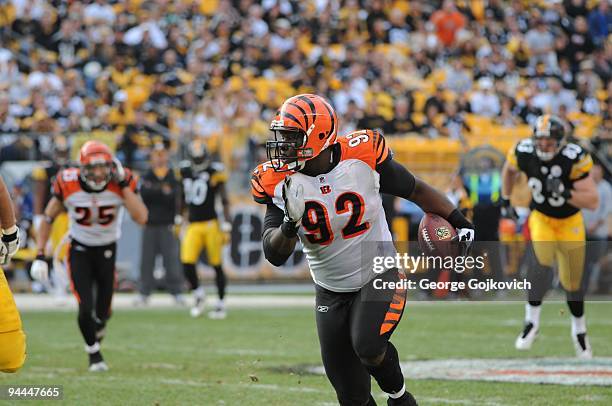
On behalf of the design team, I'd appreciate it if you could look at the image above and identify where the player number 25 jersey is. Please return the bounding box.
[507,138,593,219]
[53,167,137,246]
[252,130,395,292]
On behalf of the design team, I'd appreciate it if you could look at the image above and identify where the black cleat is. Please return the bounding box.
[388,391,418,406]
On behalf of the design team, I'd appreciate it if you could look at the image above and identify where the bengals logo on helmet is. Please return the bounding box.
[266,94,338,172]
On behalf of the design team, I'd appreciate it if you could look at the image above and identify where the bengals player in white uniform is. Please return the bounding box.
[31,141,148,371]
[252,94,475,406]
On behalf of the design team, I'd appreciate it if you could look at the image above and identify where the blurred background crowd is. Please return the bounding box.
[0,0,611,293]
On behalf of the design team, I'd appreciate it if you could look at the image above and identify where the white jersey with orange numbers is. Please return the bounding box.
[52,167,138,246]
[252,130,396,292]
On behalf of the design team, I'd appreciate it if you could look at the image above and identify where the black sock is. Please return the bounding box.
[567,300,584,318]
[78,310,97,346]
[213,265,226,300]
[183,263,199,291]
[365,342,404,395]
[89,351,103,364]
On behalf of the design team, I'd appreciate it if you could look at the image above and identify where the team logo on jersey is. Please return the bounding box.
[436,226,452,240]
[317,306,329,313]
[320,185,331,194]
[319,176,325,183]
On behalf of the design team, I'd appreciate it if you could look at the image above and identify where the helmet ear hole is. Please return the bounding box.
[318,132,325,140]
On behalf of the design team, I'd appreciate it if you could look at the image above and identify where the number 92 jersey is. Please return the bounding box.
[179,161,228,222]
[506,138,593,219]
[53,167,138,246]
[251,130,395,292]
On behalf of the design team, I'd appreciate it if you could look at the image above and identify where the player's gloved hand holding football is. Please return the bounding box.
[546,177,571,199]
[30,253,49,282]
[281,176,304,238]
[500,197,519,221]
[0,225,20,265]
[112,157,131,189]
[447,209,475,256]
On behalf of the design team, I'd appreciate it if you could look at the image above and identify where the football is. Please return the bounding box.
[417,213,458,257]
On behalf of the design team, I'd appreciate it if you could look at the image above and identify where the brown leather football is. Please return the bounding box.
[417,213,458,257]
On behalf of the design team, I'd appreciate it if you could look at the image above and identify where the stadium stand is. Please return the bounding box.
[0,0,610,283]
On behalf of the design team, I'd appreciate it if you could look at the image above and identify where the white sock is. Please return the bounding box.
[387,384,406,399]
[571,315,586,335]
[525,303,541,327]
[85,342,100,354]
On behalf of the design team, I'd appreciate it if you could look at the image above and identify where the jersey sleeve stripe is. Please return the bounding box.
[251,176,266,194]
[570,154,593,180]
[376,135,389,164]
[52,178,64,201]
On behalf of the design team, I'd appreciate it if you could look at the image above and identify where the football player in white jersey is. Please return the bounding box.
[31,141,148,371]
[251,94,475,406]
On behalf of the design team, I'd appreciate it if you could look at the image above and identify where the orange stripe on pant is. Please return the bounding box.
[379,272,407,335]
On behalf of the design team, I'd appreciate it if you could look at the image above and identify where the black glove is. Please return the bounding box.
[546,177,572,199]
[500,197,518,221]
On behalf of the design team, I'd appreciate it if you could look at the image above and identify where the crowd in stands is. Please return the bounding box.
[0,0,610,176]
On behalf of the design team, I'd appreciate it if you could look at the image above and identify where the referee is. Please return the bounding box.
[136,142,184,305]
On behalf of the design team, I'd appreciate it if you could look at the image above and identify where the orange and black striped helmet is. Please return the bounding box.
[267,94,338,171]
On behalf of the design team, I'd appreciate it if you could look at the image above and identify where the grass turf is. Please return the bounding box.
[2,301,611,405]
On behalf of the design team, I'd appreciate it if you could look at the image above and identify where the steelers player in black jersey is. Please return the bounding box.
[178,139,231,319]
[501,115,599,358]
[32,136,71,294]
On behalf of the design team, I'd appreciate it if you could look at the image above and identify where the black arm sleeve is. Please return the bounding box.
[263,203,284,233]
[262,203,295,266]
[378,158,417,199]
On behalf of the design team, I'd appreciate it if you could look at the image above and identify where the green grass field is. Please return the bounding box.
[2,300,611,405]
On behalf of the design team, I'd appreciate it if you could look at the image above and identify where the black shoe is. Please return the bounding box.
[388,391,418,406]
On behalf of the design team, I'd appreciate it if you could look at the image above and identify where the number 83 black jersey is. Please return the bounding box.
[179,161,228,222]
[506,138,593,219]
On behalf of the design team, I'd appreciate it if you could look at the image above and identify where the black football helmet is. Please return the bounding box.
[533,114,566,161]
[189,139,210,172]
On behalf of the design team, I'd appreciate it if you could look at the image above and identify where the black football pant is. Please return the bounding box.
[316,269,407,405]
[68,240,116,346]
[139,224,183,296]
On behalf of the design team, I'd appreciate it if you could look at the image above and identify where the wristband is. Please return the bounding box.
[281,220,299,238]
[2,225,17,235]
[446,208,473,230]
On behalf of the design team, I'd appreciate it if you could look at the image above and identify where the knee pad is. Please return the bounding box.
[353,340,386,367]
